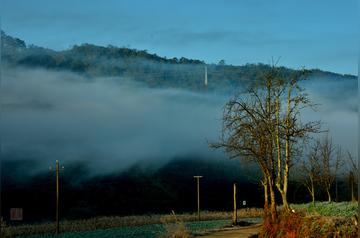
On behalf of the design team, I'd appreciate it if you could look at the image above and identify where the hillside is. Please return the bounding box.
[2,31,356,93]
[1,32,357,223]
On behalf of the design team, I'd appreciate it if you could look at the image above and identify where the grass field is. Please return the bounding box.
[17,219,264,238]
[4,209,262,238]
[5,202,358,237]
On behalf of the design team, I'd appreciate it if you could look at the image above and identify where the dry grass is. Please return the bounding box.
[260,210,358,238]
[161,208,262,223]
[160,211,190,238]
[2,208,263,237]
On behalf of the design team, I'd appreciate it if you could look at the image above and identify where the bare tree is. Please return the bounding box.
[211,65,320,220]
[347,151,358,202]
[302,141,321,206]
[211,89,278,220]
[317,135,342,202]
[274,71,320,211]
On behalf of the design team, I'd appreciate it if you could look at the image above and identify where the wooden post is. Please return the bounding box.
[50,161,63,235]
[193,176,203,221]
[233,183,237,225]
[56,160,59,235]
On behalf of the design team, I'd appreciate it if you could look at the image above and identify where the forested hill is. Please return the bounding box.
[1,31,356,92]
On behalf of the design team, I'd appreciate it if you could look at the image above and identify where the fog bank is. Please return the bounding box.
[1,67,357,176]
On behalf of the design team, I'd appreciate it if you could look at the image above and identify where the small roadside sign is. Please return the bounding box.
[10,208,23,221]
[242,200,246,206]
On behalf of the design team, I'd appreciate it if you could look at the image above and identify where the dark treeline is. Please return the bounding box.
[3,157,354,223]
[1,31,356,93]
[3,157,263,222]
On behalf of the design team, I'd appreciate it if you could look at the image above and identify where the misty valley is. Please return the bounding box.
[0,31,358,237]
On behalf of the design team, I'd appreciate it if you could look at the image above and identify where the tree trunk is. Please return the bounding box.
[351,180,356,202]
[280,191,289,211]
[311,183,315,206]
[312,194,315,206]
[326,189,331,202]
[268,177,277,221]
[262,179,269,211]
[275,162,290,212]
[282,135,290,211]
[276,86,292,213]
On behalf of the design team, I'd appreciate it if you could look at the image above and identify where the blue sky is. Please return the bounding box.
[1,0,358,75]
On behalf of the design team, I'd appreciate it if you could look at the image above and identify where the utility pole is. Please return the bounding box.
[193,176,203,221]
[50,160,64,235]
[233,183,237,225]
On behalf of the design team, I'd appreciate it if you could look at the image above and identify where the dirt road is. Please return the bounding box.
[195,224,261,238]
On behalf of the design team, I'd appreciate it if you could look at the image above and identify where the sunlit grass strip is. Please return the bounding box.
[290,201,358,217]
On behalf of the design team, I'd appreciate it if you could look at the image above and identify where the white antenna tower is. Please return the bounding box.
[204,66,208,86]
